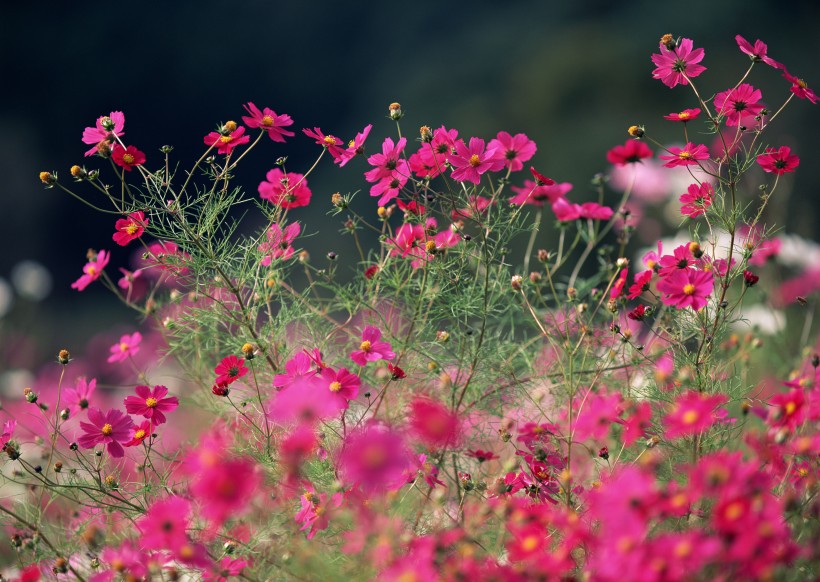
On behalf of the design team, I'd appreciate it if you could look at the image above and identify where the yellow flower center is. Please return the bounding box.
[678,151,693,160]
[329,381,342,393]
[785,401,797,415]
[520,535,540,552]
[469,154,481,167]
[678,111,690,119]
[683,283,696,295]
[125,223,140,235]
[681,409,699,425]
[87,266,97,276]
[797,79,807,89]
[145,397,158,408]
[674,539,692,558]
[262,115,274,126]
[323,136,337,146]
[122,153,135,165]
[724,501,744,521]
[348,139,356,148]
[359,340,372,352]
[134,429,146,440]
[220,135,234,144]
[101,423,114,436]
[119,342,129,352]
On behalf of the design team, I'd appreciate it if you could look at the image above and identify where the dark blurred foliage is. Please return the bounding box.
[1,0,819,364]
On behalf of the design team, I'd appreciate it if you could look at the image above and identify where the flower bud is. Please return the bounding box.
[688,241,703,259]
[58,349,71,365]
[537,249,550,263]
[627,125,645,138]
[54,461,63,473]
[419,125,433,142]
[96,141,112,158]
[598,446,609,460]
[60,408,70,421]
[39,171,57,185]
[212,384,230,397]
[436,330,450,343]
[529,272,542,284]
[567,287,577,301]
[331,192,346,208]
[660,34,677,49]
[388,102,403,121]
[511,275,523,291]
[104,475,118,489]
[223,120,238,133]
[24,387,38,404]
[241,343,255,360]
[425,240,437,254]
[743,269,759,287]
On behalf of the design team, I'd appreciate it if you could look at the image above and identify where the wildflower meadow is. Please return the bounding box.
[3,33,820,580]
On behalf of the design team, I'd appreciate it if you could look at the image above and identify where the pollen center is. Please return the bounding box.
[681,410,699,424]
[101,423,114,436]
[125,223,140,234]
[521,535,540,552]
[785,401,797,415]
[220,135,233,144]
[678,151,693,160]
[145,397,158,408]
[469,154,481,167]
[119,342,129,352]
[683,283,696,296]
[134,429,146,440]
[261,115,274,127]
[359,340,372,352]
[122,153,135,164]
[323,136,337,146]
[329,381,342,392]
[678,111,690,119]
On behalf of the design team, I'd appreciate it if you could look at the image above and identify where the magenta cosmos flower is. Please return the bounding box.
[82,111,125,157]
[338,423,413,493]
[757,146,800,175]
[365,137,408,183]
[714,84,764,127]
[71,250,109,291]
[320,367,361,407]
[214,355,248,386]
[651,37,707,88]
[241,102,295,143]
[509,180,571,207]
[679,182,714,218]
[781,69,818,104]
[487,131,536,172]
[735,35,783,69]
[112,144,146,171]
[258,222,301,266]
[664,391,728,438]
[258,168,311,209]
[108,331,142,363]
[657,268,714,310]
[606,140,653,166]
[203,125,251,154]
[124,384,179,426]
[659,143,710,167]
[303,127,346,162]
[337,124,373,167]
[350,325,395,366]
[449,137,500,184]
[113,211,148,246]
[64,377,96,415]
[78,408,134,458]
[663,108,701,122]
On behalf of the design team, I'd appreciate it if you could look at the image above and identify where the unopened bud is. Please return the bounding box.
[58,349,71,365]
[436,330,450,343]
[537,249,550,263]
[241,343,255,360]
[660,34,677,49]
[70,165,87,180]
[627,125,645,138]
[567,287,577,301]
[511,275,524,291]
[223,120,238,133]
[388,102,403,120]
[688,241,703,258]
[529,272,542,284]
[39,171,57,185]
[419,125,433,142]
[331,192,345,208]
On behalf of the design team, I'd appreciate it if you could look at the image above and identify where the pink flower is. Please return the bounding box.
[657,268,714,310]
[487,131,537,172]
[578,202,614,220]
[338,423,413,493]
[214,355,248,386]
[627,270,653,299]
[658,244,696,276]
[258,168,311,209]
[451,195,495,221]
[125,420,152,447]
[369,161,410,206]
[449,137,500,184]
[204,125,251,155]
[714,84,764,127]
[781,69,818,104]
[1,420,16,448]
[409,398,461,449]
[606,140,653,166]
[551,197,581,221]
[659,143,710,167]
[112,211,148,246]
[71,250,109,291]
[295,489,343,539]
[651,37,707,88]
[111,144,146,171]
[735,35,783,69]
[664,391,728,438]
[663,108,701,122]
[204,557,249,582]
[757,146,800,175]
[679,182,714,218]
[509,180,572,207]
[365,137,407,183]
[82,111,125,157]
[408,126,459,178]
[268,376,342,425]
[303,127,346,162]
[610,268,628,299]
[78,408,134,458]
[123,384,179,426]
[767,388,805,430]
[337,124,373,167]
[137,496,209,567]
[320,367,361,406]
[350,325,395,366]
[241,102,294,142]
[273,351,317,390]
[258,222,301,266]
[107,331,142,363]
[64,377,96,415]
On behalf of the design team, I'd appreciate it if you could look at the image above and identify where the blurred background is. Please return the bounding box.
[1,0,819,372]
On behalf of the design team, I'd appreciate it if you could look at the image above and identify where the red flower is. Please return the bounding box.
[111,144,146,171]
[529,166,555,186]
[241,102,294,142]
[627,270,653,299]
[651,37,707,88]
[606,140,653,166]
[204,125,251,155]
[409,397,461,448]
[757,146,800,175]
[627,304,647,321]
[214,355,248,386]
[125,420,152,447]
[679,182,714,218]
[387,363,406,380]
[659,143,709,167]
[663,108,701,122]
[258,168,311,209]
[123,384,179,426]
[78,408,134,458]
[113,211,148,246]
